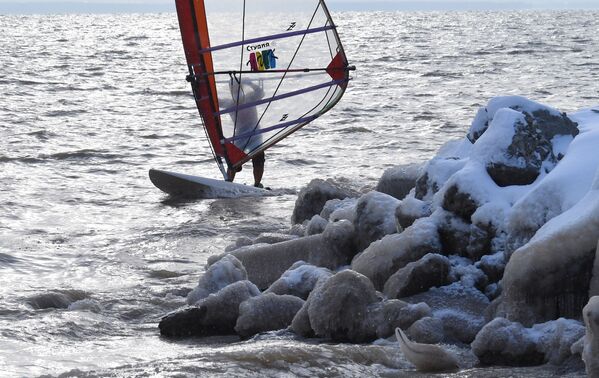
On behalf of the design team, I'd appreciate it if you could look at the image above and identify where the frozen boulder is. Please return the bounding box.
[187,255,248,305]
[375,163,422,200]
[224,236,253,252]
[159,280,260,338]
[320,198,357,223]
[265,262,332,300]
[253,233,299,245]
[234,293,305,339]
[472,317,585,366]
[352,217,441,290]
[354,191,401,251]
[368,300,431,339]
[395,196,431,230]
[383,253,450,299]
[582,296,599,377]
[592,241,599,296]
[305,215,329,236]
[291,179,358,224]
[436,308,485,344]
[468,97,578,187]
[307,270,379,342]
[209,220,356,289]
[497,174,599,325]
[406,316,444,344]
[415,157,467,201]
[472,317,544,366]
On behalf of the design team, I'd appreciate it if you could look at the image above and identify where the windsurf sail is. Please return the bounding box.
[175,0,354,179]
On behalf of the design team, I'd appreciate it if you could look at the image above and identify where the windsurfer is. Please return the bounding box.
[222,77,266,187]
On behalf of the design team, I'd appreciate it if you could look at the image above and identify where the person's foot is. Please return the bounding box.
[254,183,264,189]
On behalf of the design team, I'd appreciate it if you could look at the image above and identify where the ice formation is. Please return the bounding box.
[159,97,599,375]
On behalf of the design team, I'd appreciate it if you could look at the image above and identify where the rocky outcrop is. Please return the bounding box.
[187,254,247,305]
[383,253,450,299]
[375,163,422,200]
[291,179,358,224]
[234,293,304,339]
[159,280,260,338]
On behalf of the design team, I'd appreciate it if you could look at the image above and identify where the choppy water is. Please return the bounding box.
[1,9,598,377]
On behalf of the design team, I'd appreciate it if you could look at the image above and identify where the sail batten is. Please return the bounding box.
[175,0,352,173]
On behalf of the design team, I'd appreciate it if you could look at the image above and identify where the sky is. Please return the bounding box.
[0,0,598,14]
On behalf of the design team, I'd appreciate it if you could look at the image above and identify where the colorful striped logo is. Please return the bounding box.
[247,49,278,71]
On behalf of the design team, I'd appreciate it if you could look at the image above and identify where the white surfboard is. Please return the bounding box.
[149,169,267,199]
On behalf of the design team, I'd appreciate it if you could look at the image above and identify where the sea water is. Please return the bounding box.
[0,10,597,377]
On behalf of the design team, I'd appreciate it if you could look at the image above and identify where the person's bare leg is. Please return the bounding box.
[226,168,236,182]
[252,152,265,187]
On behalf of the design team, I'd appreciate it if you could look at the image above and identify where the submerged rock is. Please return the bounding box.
[291,179,358,224]
[187,254,247,305]
[375,163,422,200]
[234,293,304,339]
[159,280,260,338]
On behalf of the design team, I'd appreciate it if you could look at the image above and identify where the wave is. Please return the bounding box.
[38,149,124,161]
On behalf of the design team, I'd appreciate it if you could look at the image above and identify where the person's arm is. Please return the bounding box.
[245,80,265,102]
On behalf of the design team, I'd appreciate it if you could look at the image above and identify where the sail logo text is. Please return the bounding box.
[247,48,278,72]
[246,42,271,52]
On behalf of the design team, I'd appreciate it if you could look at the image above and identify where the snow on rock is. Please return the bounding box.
[395,196,431,231]
[209,220,357,290]
[375,163,423,200]
[291,179,359,224]
[159,280,260,338]
[506,108,599,254]
[265,261,332,300]
[352,217,441,290]
[415,156,468,202]
[306,270,379,342]
[497,165,599,325]
[234,293,305,339]
[354,191,401,251]
[582,296,599,377]
[320,197,357,223]
[383,253,451,299]
[472,317,585,366]
[187,254,248,305]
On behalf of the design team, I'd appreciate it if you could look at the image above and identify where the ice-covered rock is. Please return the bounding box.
[224,236,253,252]
[369,300,431,339]
[505,109,599,254]
[291,179,359,224]
[159,280,260,338]
[435,308,485,344]
[375,163,422,200]
[472,317,585,366]
[582,296,599,377]
[354,191,401,251]
[209,220,356,289]
[265,261,332,299]
[383,253,450,299]
[320,198,357,223]
[253,233,299,245]
[234,293,305,339]
[187,254,248,305]
[591,241,599,296]
[307,270,379,342]
[352,217,441,290]
[498,167,599,325]
[406,316,444,344]
[415,158,468,201]
[305,214,329,236]
[395,196,431,230]
[26,289,89,310]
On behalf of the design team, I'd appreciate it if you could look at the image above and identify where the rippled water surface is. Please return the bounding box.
[1,9,598,377]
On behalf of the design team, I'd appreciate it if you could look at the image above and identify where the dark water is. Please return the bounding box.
[0,10,597,377]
